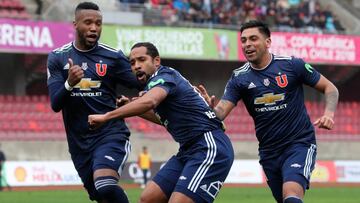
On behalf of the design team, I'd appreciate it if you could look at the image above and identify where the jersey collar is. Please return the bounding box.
[250,53,273,71]
[72,41,98,52]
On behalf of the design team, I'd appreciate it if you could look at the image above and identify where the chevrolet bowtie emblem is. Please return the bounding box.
[74,78,101,90]
[254,93,284,106]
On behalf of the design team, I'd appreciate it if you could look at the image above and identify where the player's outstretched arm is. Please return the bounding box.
[118,94,161,125]
[88,87,167,129]
[313,75,339,130]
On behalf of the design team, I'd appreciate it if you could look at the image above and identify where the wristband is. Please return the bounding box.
[64,80,74,91]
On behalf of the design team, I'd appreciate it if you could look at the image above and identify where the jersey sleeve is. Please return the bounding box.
[146,71,176,95]
[221,73,242,105]
[47,51,72,112]
[292,57,321,87]
[113,51,141,90]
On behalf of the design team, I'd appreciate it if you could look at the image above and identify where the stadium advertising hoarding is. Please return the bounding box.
[4,161,82,186]
[1,20,360,65]
[0,19,73,53]
[238,32,360,65]
[335,161,360,183]
[100,25,239,61]
[4,160,360,186]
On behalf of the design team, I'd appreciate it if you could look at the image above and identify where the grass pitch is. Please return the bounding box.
[0,186,359,203]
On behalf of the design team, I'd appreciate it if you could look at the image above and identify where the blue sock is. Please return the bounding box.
[284,196,303,203]
[94,176,129,203]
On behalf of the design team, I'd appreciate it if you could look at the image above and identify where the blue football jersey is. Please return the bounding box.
[222,55,321,158]
[47,42,139,153]
[144,66,223,146]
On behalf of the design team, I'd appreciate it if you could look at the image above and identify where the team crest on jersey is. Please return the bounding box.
[96,63,107,76]
[81,62,88,70]
[263,78,270,86]
[275,74,288,88]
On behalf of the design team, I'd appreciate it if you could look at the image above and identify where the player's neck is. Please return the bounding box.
[73,40,97,52]
[251,52,272,70]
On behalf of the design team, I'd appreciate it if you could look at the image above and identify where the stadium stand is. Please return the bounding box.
[0,0,30,19]
[0,96,359,141]
[116,0,346,34]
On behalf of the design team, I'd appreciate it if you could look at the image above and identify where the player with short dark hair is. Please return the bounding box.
[47,2,139,202]
[198,20,339,203]
[88,42,234,203]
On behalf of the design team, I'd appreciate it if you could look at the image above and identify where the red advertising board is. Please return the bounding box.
[238,32,360,65]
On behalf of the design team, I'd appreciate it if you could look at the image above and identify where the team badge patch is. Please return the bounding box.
[275,74,288,88]
[96,63,107,76]
[263,78,270,86]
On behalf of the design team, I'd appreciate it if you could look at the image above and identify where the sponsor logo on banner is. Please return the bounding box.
[311,161,337,182]
[5,161,82,186]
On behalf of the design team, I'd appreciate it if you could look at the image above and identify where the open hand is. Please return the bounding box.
[313,115,334,130]
[197,85,216,108]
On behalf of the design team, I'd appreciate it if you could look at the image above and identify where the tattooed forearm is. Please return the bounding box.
[214,100,232,120]
[325,90,339,113]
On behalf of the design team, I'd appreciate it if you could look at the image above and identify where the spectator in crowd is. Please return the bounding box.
[139,0,345,33]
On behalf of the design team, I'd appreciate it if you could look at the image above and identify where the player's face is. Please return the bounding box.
[129,46,161,85]
[74,9,102,49]
[240,27,271,64]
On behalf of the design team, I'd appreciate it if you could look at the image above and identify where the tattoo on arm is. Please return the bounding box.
[214,100,229,120]
[325,91,339,113]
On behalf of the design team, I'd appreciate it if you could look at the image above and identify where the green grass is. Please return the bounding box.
[0,186,359,203]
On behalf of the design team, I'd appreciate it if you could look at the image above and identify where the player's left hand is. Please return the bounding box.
[88,114,107,130]
[313,115,334,130]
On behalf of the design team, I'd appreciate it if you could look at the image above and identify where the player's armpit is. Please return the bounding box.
[214,99,235,121]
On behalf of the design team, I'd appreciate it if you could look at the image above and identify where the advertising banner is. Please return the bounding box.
[3,160,360,186]
[4,161,81,186]
[225,160,263,183]
[0,19,73,53]
[310,161,337,182]
[238,32,360,65]
[101,25,239,60]
[335,161,360,183]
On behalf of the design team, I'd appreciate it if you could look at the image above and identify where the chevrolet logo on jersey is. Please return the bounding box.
[74,78,101,90]
[254,93,285,106]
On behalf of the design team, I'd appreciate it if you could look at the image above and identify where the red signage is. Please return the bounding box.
[238,32,360,65]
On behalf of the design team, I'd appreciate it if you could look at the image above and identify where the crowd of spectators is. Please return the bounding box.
[119,0,346,34]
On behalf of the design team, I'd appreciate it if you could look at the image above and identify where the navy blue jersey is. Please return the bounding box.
[144,66,223,146]
[47,42,139,153]
[222,55,321,158]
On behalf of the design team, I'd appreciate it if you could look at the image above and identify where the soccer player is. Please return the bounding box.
[88,42,234,203]
[198,20,339,203]
[47,2,139,202]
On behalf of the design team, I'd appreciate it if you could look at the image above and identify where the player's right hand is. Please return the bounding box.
[116,95,130,107]
[88,114,107,130]
[197,85,216,108]
[67,58,84,86]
